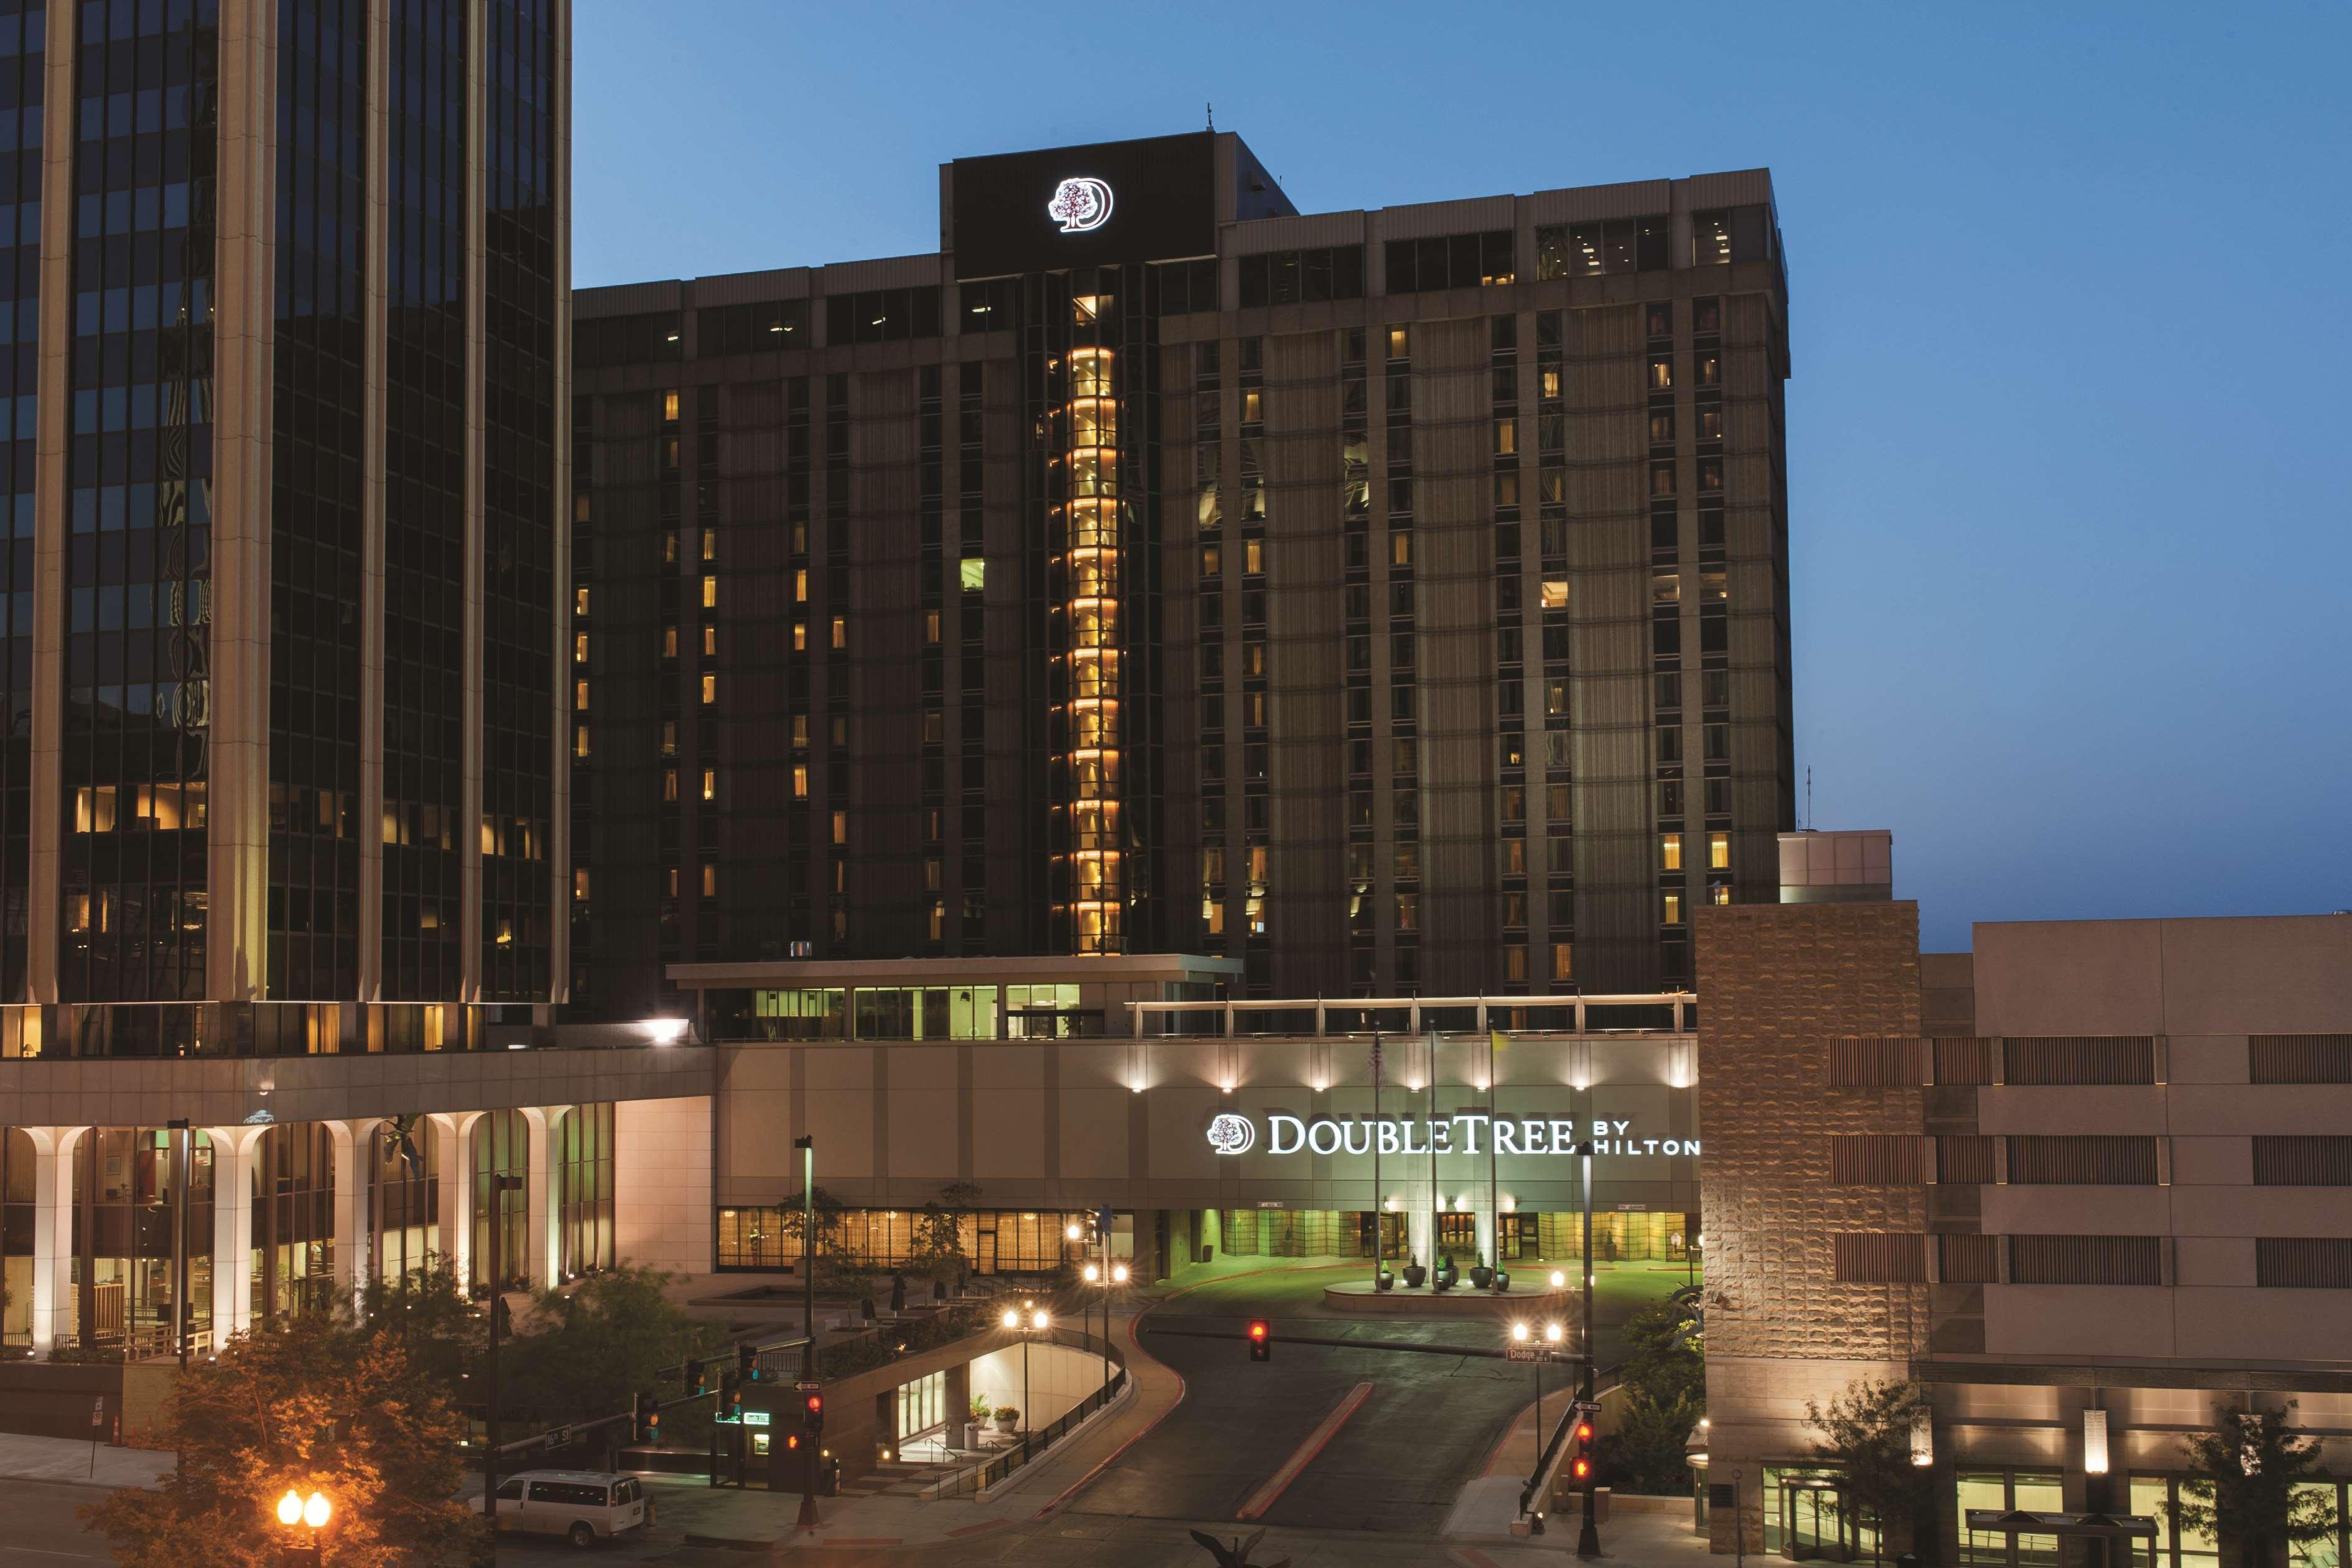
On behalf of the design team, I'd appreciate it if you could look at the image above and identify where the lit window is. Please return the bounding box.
[792,764,809,798]
[665,868,679,898]
[661,721,677,757]
[1661,832,1683,871]
[700,674,717,703]
[1551,942,1574,981]
[791,715,809,747]
[793,622,808,651]
[573,632,588,663]
[1387,327,1408,360]
[662,627,677,659]
[664,769,678,802]
[794,568,808,603]
[663,391,679,421]
[831,617,847,649]
[1653,568,1681,603]
[1709,832,1731,870]
[1391,531,1412,568]
[830,810,847,845]
[960,558,985,592]
[702,625,717,656]
[574,679,589,710]
[926,611,941,644]
[1540,366,1562,399]
[1506,944,1528,981]
[1711,883,1731,906]
[702,769,716,802]
[1663,891,1684,926]
[702,531,716,561]
[573,726,590,758]
[1494,417,1517,456]
[1541,579,1568,610]
[1244,539,1263,575]
[573,868,590,899]
[701,864,717,898]
[702,575,717,609]
[575,587,590,616]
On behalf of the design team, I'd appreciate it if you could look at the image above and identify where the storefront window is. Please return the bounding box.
[472,1111,529,1292]
[371,1119,439,1284]
[1763,1466,1877,1561]
[558,1104,615,1278]
[2131,1476,2224,1568]
[898,1370,946,1442]
[2289,1482,2344,1568]
[73,1126,215,1354]
[714,1205,1088,1274]
[253,1124,336,1321]
[1960,1470,2063,1567]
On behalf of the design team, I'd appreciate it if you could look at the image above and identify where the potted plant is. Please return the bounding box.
[1470,1251,1494,1290]
[1376,1265,1394,1292]
[1492,1266,1511,1293]
[1401,1253,1426,1289]
[993,1405,1020,1434]
[1434,1251,1456,1291]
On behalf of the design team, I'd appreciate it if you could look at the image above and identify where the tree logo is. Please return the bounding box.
[1205,1113,1255,1156]
[1047,177,1114,234]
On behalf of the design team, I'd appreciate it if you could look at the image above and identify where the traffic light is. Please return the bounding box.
[715,1375,740,1421]
[1569,1413,1596,1484]
[738,1341,761,1383]
[785,1431,802,1453]
[682,1357,704,1394]
[633,1391,661,1443]
[804,1391,825,1439]
[1248,1319,1271,1362]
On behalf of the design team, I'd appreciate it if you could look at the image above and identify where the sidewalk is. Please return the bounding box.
[0,1431,179,1490]
[663,1301,1188,1552]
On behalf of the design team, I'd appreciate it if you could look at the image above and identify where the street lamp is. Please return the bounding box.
[1509,1322,1569,1500]
[1001,1304,1050,1457]
[274,1487,330,1566]
[481,1169,527,1566]
[1082,1256,1130,1403]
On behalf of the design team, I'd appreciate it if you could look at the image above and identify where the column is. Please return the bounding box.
[432,1111,480,1289]
[330,1120,376,1315]
[1406,1207,1434,1278]
[524,1106,570,1291]
[207,1125,268,1340]
[27,1127,82,1356]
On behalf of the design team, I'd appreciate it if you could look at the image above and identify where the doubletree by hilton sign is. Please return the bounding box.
[1205,1112,1698,1160]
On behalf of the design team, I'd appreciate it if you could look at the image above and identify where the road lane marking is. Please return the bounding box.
[1033,1307,1189,1519]
[1234,1381,1374,1521]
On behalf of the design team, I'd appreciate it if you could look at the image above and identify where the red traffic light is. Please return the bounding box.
[1573,1419,1594,1445]
[1247,1319,1271,1362]
[1247,1320,1268,1341]
[806,1394,823,1414]
[786,1432,801,1450]
[1572,1455,1593,1482]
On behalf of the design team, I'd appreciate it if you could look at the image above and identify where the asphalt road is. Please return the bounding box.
[1071,1267,1533,1535]
[0,1481,116,1565]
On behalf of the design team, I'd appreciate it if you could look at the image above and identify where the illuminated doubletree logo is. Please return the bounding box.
[1205,1113,1256,1156]
[1048,177,1115,234]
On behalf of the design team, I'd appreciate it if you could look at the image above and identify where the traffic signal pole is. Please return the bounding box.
[1577,1136,1601,1560]
[793,1135,821,1530]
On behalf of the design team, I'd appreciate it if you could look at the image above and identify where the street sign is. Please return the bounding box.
[1504,1343,1543,1362]
[1573,1399,1602,1416]
[794,1380,821,1394]
[741,1410,771,1427]
[547,1426,570,1448]
[90,1397,104,1429]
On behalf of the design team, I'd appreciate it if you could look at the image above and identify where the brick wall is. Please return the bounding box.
[1697,901,1927,1362]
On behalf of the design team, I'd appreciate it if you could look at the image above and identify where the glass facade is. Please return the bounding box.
[555,1100,611,1278]
[714,1205,1086,1274]
[475,0,556,1000]
[2,1126,34,1343]
[0,1,42,998]
[378,0,465,998]
[1958,1470,2065,1567]
[368,1114,439,1282]
[470,1107,527,1290]
[250,1120,333,1318]
[70,1125,213,1353]
[266,0,365,997]
[60,0,218,1000]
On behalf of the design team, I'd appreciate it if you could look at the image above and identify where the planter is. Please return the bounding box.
[1375,1270,1394,1292]
[1469,1266,1494,1289]
[1402,1264,1427,1289]
[1492,1270,1511,1292]
[993,1414,1017,1434]
[1433,1270,1456,1292]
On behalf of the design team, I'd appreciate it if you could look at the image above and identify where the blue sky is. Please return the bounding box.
[574,2,2352,950]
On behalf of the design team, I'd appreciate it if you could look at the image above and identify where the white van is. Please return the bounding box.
[474,1470,649,1549]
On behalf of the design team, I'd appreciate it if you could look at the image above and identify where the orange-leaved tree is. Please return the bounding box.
[81,1310,482,1567]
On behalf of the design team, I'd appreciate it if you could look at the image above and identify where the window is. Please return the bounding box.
[661,628,678,659]
[662,770,679,802]
[1662,891,1683,926]
[1660,833,1682,871]
[1382,231,1513,293]
[1236,245,1365,306]
[1533,217,1669,278]
[703,625,717,656]
[1551,942,1573,981]
[575,587,590,616]
[792,764,809,798]
[701,769,717,802]
[831,617,847,649]
[960,558,986,592]
[1959,1472,2065,1568]
[701,575,717,608]
[700,865,717,898]
[1540,578,1568,610]
[695,298,808,354]
[830,811,847,845]
[700,674,716,704]
[573,869,589,899]
[1691,205,1773,267]
[573,726,590,759]
[1708,831,1731,870]
[823,287,944,345]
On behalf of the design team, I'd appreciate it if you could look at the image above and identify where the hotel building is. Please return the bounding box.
[565,131,1795,1021]
[1696,905,2352,1566]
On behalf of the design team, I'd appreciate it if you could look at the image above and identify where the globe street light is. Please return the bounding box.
[1002,1304,1050,1457]
[1510,1323,1569,1498]
[274,1487,330,1567]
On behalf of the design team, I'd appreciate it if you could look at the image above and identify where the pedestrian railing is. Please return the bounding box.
[927,1365,1128,1500]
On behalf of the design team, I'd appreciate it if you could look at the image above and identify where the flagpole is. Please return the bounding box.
[1428,1027,1439,1268]
[1489,1026,1500,1276]
[1371,1028,1382,1286]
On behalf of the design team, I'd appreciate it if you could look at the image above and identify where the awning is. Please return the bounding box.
[1966,1510,2158,1540]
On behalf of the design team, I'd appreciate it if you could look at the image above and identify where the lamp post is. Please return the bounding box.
[1509,1320,1568,1493]
[1000,1304,1049,1458]
[481,1169,526,1566]
[274,1487,331,1567]
[1081,1252,1128,1404]
[1576,1128,1601,1561]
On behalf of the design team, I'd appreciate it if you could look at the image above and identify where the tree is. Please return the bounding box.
[81,1312,480,1568]
[1805,1377,1940,1563]
[906,1181,981,1289]
[1619,1299,1704,1409]
[355,1252,481,1403]
[1594,1299,1706,1495]
[2168,1403,2337,1568]
[773,1184,875,1295]
[502,1265,727,1441]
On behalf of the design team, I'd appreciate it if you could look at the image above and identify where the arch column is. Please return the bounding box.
[523,1105,572,1291]
[24,1126,87,1358]
[203,1123,271,1343]
[429,1110,485,1287]
[328,1118,381,1317]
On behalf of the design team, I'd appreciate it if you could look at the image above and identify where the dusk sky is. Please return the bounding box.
[574,2,2351,950]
